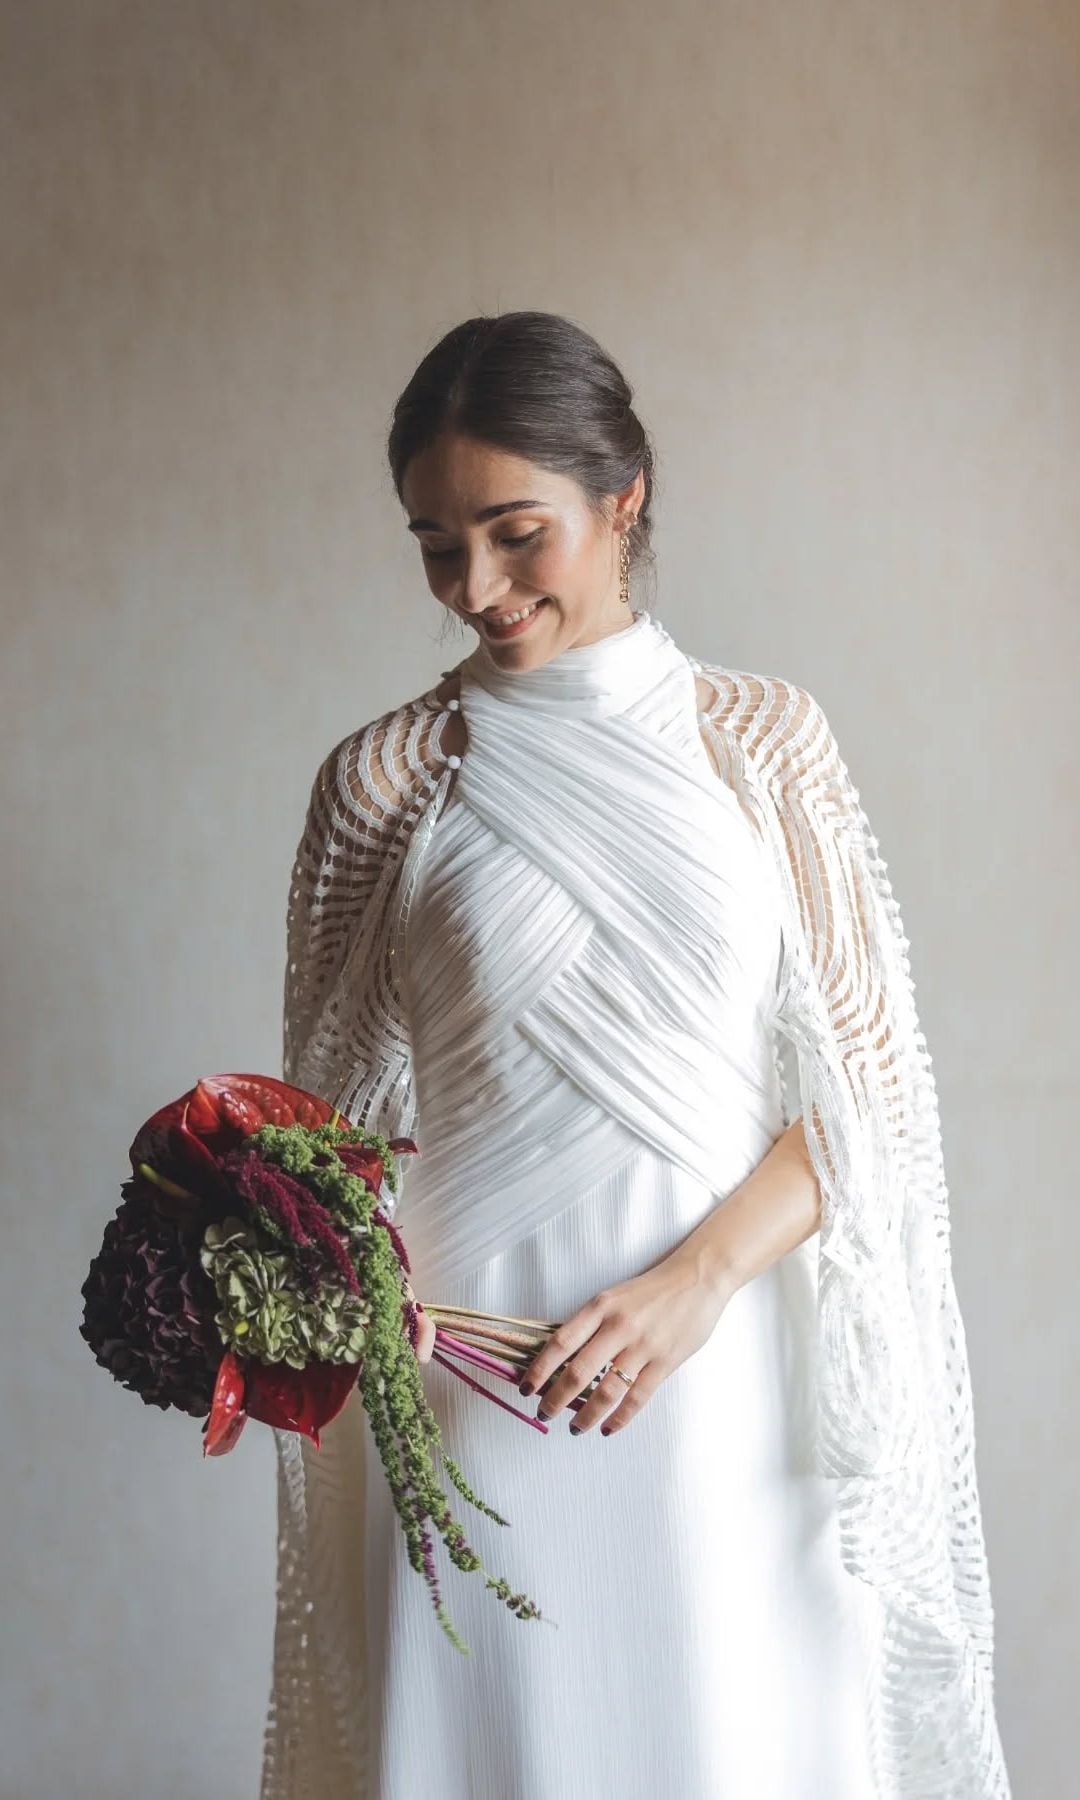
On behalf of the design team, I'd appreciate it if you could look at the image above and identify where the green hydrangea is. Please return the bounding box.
[199,1216,368,1368]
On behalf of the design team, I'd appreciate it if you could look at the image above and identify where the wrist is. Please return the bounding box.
[671,1227,744,1305]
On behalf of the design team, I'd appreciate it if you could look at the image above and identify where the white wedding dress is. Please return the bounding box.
[351,611,884,1799]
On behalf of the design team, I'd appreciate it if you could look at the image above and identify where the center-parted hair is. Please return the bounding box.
[386,310,659,592]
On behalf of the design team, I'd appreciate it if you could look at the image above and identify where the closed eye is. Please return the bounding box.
[424,528,545,561]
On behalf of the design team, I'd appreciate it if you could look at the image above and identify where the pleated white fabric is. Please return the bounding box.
[355,610,885,1797]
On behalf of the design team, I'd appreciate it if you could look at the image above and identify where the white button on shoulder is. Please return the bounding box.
[446,753,462,769]
[446,696,461,711]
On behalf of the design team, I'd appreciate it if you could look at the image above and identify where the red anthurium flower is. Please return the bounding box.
[243,1357,360,1447]
[336,1135,419,1198]
[335,1142,385,1193]
[203,1349,249,1457]
[128,1074,354,1221]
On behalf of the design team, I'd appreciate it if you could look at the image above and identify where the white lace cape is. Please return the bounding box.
[260,659,1010,1800]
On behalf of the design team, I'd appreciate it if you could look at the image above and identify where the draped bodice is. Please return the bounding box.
[398,609,786,1291]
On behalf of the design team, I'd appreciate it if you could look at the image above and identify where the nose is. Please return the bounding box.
[453,544,511,616]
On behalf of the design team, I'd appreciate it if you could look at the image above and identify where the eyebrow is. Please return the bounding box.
[406,499,547,535]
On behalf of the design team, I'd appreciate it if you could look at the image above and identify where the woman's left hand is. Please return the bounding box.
[517,1245,738,1436]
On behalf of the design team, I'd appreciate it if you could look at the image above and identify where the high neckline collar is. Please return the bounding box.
[459,608,680,717]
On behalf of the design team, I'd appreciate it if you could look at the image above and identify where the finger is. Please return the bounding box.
[534,1324,630,1421]
[518,1298,606,1398]
[598,1360,666,1436]
[569,1354,649,1434]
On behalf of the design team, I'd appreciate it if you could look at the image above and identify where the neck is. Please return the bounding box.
[459,608,687,719]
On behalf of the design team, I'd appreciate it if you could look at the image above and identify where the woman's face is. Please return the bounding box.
[402,433,644,666]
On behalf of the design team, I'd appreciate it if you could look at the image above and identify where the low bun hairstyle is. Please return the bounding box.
[387,311,659,600]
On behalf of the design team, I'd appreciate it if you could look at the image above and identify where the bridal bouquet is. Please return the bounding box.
[78,1072,561,1651]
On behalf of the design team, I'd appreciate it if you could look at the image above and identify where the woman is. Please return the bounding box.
[261,312,1010,1799]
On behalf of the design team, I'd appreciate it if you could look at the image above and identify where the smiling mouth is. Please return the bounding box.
[480,598,552,636]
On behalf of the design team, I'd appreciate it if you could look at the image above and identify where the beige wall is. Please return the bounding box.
[3,3,1076,1794]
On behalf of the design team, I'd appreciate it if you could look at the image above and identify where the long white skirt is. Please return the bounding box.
[357,1139,883,1800]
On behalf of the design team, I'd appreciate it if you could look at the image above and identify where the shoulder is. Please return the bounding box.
[694,660,842,793]
[304,676,453,839]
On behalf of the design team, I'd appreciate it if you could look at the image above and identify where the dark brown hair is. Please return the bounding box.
[387,310,659,597]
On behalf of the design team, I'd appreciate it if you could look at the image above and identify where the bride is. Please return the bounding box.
[260,310,1011,1800]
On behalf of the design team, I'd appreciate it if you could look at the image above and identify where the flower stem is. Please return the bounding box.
[432,1351,549,1434]
[425,1321,546,1356]
[423,1302,559,1333]
[434,1329,520,1382]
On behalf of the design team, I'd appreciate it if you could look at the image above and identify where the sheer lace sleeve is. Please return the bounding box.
[702,670,1011,1799]
[283,741,358,1086]
[282,696,453,1111]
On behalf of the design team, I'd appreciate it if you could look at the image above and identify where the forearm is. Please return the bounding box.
[673,1115,821,1298]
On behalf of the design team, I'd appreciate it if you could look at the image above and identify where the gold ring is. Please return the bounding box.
[610,1363,634,1387]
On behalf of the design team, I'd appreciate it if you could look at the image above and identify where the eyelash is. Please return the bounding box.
[424,527,545,561]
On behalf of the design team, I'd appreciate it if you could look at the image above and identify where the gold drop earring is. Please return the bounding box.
[620,519,636,607]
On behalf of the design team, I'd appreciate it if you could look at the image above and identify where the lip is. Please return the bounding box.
[478,598,550,639]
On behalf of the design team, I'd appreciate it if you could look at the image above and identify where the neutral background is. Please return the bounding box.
[3,2,1076,1795]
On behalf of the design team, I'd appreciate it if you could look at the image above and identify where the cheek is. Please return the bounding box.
[423,560,456,600]
[532,523,596,592]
